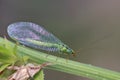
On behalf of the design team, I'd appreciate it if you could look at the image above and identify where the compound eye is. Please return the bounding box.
[62,44,65,47]
[66,47,69,50]
[72,53,76,56]
[66,46,70,50]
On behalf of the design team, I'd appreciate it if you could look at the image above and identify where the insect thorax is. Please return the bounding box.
[59,44,74,54]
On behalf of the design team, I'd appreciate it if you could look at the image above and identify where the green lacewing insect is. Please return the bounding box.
[7,22,75,56]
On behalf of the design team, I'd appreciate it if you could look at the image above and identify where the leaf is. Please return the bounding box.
[0,64,10,80]
[33,62,52,80]
[0,38,17,64]
[0,64,10,73]
[34,70,44,80]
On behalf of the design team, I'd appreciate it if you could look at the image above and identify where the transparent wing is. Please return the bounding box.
[7,22,64,45]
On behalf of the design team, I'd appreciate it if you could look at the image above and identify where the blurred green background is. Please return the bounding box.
[0,0,120,80]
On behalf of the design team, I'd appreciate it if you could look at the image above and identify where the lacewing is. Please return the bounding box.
[7,22,75,56]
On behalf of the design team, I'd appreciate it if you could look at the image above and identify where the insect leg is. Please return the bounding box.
[45,51,51,58]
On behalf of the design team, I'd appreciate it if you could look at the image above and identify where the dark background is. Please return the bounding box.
[1,0,120,80]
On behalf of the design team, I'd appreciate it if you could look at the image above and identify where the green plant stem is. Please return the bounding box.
[1,37,120,80]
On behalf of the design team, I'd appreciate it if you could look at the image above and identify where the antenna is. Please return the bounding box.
[76,31,115,54]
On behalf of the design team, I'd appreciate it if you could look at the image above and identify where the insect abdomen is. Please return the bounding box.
[21,39,60,52]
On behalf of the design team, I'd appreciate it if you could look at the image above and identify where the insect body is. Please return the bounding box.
[7,22,75,56]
